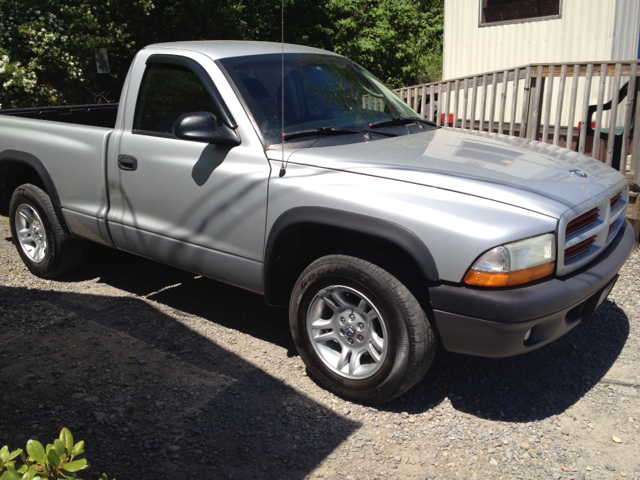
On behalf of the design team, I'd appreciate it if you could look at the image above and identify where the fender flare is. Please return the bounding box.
[263,206,440,303]
[0,149,70,232]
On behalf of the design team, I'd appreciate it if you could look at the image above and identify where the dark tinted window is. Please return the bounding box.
[134,64,221,134]
[481,0,560,25]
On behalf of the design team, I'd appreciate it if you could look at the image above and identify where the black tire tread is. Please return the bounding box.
[290,254,437,403]
[9,184,84,278]
[359,256,436,399]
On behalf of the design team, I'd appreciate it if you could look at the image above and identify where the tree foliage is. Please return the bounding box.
[0,0,443,109]
[326,0,443,88]
[0,0,154,108]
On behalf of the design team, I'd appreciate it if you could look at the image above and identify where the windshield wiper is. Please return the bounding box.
[368,116,437,129]
[283,127,360,141]
[283,126,397,141]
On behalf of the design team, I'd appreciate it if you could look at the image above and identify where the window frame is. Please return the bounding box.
[132,54,237,138]
[478,0,562,27]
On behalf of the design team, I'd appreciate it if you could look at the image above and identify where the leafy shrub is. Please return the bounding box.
[0,428,111,480]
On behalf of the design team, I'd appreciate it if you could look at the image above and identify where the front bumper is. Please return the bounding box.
[430,220,635,358]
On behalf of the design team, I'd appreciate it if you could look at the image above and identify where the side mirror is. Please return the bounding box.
[173,111,241,146]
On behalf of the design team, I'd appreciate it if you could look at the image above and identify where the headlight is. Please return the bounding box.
[464,233,556,287]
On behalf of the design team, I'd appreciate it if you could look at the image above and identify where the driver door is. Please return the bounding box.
[107,51,269,292]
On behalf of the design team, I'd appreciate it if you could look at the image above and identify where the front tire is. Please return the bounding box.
[289,255,436,403]
[9,184,84,278]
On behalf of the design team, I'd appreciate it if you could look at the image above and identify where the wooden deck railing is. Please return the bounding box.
[394,61,640,190]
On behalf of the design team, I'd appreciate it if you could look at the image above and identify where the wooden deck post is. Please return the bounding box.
[566,64,580,150]
[479,74,488,132]
[489,72,498,133]
[592,63,608,160]
[470,76,478,131]
[462,78,469,130]
[510,68,520,136]
[553,65,568,146]
[606,63,622,167]
[444,82,451,127]
[453,79,460,128]
[632,78,640,186]
[621,63,638,173]
[499,69,508,135]
[542,65,556,143]
[520,66,532,138]
[429,84,435,122]
[437,83,443,126]
[578,64,594,155]
[526,66,545,140]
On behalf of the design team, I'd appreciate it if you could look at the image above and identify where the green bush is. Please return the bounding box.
[0,428,111,480]
[0,0,443,108]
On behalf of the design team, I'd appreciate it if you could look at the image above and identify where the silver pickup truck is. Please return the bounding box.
[0,41,634,403]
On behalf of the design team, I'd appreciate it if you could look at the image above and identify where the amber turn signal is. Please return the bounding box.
[464,262,555,287]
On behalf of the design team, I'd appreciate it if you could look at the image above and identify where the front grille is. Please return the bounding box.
[566,208,598,235]
[557,188,628,276]
[610,193,621,210]
[564,235,596,259]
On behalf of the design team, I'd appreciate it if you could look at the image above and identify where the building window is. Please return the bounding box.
[480,0,561,26]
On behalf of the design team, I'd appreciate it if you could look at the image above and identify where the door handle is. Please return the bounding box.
[118,155,138,171]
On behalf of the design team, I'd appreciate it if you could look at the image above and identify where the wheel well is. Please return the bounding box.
[0,161,47,216]
[264,224,434,312]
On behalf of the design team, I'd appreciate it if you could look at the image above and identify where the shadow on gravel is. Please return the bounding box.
[59,243,296,355]
[382,299,630,422]
[6,241,630,443]
[0,285,359,480]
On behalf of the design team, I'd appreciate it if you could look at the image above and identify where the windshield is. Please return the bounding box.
[218,53,420,146]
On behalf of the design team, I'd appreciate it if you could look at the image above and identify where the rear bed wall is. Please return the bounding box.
[0,104,118,129]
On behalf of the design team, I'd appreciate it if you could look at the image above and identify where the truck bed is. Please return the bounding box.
[0,103,118,129]
[0,109,114,233]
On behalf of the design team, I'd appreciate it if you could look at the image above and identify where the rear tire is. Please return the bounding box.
[289,255,436,403]
[9,184,84,278]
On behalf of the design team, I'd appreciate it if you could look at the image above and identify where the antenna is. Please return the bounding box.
[279,0,287,178]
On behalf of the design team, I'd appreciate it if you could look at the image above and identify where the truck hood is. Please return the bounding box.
[283,128,626,218]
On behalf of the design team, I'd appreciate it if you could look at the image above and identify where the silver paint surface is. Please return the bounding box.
[0,41,630,289]
[283,128,625,219]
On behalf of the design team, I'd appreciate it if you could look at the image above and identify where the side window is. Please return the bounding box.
[480,0,561,26]
[134,63,222,135]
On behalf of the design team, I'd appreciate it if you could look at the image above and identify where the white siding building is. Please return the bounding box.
[444,0,640,81]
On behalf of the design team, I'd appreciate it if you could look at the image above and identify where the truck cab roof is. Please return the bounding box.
[144,40,341,61]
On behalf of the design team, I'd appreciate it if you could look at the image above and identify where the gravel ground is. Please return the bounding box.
[1,215,639,480]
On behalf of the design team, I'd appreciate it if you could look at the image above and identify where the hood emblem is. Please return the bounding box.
[569,169,588,178]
